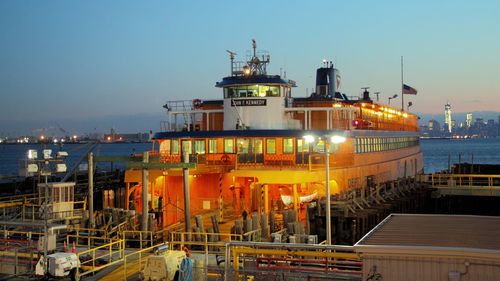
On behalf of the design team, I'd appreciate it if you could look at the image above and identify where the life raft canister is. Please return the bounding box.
[193,99,202,109]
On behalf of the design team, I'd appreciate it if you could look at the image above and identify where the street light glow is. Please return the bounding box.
[302,133,346,245]
[331,135,346,144]
[303,135,315,143]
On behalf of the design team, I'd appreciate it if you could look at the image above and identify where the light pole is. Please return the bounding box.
[407,101,413,111]
[22,148,68,275]
[388,94,398,105]
[324,140,331,245]
[304,134,345,245]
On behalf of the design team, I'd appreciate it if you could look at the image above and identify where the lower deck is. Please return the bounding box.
[125,142,423,228]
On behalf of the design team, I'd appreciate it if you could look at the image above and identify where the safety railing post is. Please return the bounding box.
[140,231,143,250]
[139,250,142,274]
[124,254,127,280]
[204,233,209,281]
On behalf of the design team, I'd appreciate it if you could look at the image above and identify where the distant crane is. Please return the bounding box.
[55,122,70,140]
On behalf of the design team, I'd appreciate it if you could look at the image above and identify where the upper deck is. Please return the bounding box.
[160,99,419,134]
[159,40,419,135]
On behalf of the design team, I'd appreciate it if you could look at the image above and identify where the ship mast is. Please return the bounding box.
[226,50,237,76]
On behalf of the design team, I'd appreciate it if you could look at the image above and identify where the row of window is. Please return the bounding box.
[354,136,419,154]
[224,85,290,98]
[160,136,419,156]
[160,137,301,156]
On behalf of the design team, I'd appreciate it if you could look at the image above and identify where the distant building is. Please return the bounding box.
[444,102,452,133]
[475,118,484,127]
[103,132,151,143]
[466,112,473,128]
[427,120,441,137]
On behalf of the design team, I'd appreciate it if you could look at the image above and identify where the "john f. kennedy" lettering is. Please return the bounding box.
[231,99,267,106]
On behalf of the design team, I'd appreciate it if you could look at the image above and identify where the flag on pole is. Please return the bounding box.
[403,84,418,95]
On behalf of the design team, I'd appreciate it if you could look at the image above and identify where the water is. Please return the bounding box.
[0,142,152,177]
[1,139,500,176]
[420,138,500,173]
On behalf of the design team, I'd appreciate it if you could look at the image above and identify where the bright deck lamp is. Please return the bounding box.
[27,149,38,160]
[303,134,346,244]
[331,135,346,144]
[43,149,52,160]
[303,135,315,143]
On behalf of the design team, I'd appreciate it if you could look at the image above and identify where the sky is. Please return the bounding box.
[1,0,500,136]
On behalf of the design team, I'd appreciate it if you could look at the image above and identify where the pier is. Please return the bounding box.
[1,160,500,280]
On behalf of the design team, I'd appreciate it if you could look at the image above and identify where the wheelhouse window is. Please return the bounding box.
[283,138,294,154]
[224,138,234,153]
[258,86,280,97]
[194,140,205,154]
[208,139,217,154]
[224,85,281,98]
[171,140,179,155]
[282,86,291,98]
[266,139,276,154]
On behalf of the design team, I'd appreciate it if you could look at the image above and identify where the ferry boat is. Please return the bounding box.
[124,40,423,227]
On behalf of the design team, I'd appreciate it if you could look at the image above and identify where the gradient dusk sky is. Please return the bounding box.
[1,1,499,135]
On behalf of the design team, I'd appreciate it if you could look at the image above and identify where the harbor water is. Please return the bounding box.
[0,142,152,177]
[1,138,500,177]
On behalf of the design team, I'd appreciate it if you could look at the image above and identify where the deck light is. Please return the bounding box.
[243,66,251,76]
[43,149,52,160]
[331,135,346,144]
[27,149,38,160]
[57,151,68,158]
[302,133,345,245]
[303,135,315,143]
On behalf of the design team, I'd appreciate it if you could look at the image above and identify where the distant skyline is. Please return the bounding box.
[1,1,500,136]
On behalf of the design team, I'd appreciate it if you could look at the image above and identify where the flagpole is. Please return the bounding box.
[401,56,404,111]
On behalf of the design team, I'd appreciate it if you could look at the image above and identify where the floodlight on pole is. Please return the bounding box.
[303,135,315,144]
[388,94,398,105]
[303,134,346,245]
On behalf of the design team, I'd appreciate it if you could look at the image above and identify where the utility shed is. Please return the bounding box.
[354,214,500,281]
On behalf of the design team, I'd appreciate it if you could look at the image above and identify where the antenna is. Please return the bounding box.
[374,92,380,102]
[226,50,237,75]
[252,39,257,57]
[226,50,236,60]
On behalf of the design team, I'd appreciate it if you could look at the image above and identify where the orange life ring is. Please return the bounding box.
[193,99,202,109]
[221,154,230,163]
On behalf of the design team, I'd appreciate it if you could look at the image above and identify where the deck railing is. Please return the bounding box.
[224,241,361,281]
[431,173,500,196]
